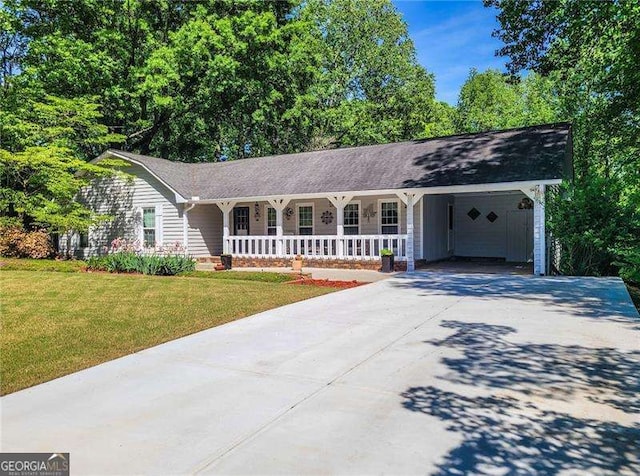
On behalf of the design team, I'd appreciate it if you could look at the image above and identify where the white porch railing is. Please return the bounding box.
[225,234,408,261]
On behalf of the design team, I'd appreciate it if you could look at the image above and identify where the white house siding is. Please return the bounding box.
[422,194,454,262]
[69,164,183,257]
[187,204,223,256]
[453,191,530,259]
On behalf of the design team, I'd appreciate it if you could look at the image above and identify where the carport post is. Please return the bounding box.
[398,191,423,272]
[533,184,546,275]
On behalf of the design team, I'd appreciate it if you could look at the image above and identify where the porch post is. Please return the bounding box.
[406,193,415,272]
[268,198,290,257]
[328,195,353,259]
[397,191,423,272]
[533,184,546,275]
[216,201,236,254]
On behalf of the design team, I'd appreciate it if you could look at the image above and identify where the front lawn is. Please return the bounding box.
[0,270,334,395]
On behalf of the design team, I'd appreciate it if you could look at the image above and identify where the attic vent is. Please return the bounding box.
[467,208,480,220]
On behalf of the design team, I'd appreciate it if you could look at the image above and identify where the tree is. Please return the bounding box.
[423,101,457,138]
[456,69,561,133]
[1,0,308,161]
[294,0,437,148]
[485,0,640,280]
[0,95,126,244]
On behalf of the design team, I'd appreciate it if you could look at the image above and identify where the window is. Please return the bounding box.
[143,207,156,247]
[380,201,399,234]
[79,231,89,248]
[344,203,359,235]
[266,207,277,235]
[298,204,313,235]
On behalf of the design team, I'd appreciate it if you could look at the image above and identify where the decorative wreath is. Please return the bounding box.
[321,210,334,224]
[284,207,294,220]
[518,197,534,210]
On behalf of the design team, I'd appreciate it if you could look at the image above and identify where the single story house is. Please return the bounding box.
[71,123,572,274]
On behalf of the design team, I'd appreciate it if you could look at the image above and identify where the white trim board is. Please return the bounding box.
[192,180,562,205]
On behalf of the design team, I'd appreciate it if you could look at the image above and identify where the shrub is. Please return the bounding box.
[614,248,640,285]
[548,179,640,279]
[0,224,54,259]
[86,251,195,276]
[380,248,394,257]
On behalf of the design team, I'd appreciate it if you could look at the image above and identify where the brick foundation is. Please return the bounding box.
[197,256,408,272]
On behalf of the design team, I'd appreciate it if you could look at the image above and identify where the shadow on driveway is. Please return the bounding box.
[393,274,640,474]
[400,320,640,475]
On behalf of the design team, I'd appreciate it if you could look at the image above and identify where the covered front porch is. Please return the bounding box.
[215,192,420,268]
[183,181,551,274]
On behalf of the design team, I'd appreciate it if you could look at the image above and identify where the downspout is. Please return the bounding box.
[182,203,197,253]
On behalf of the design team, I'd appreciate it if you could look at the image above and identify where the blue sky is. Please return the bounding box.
[392,0,506,105]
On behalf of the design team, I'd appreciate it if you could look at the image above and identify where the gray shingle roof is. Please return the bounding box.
[103,123,572,200]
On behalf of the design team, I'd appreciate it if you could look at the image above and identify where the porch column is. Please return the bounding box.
[397,191,424,272]
[216,201,236,254]
[533,184,546,275]
[328,195,353,258]
[406,193,415,271]
[268,198,290,257]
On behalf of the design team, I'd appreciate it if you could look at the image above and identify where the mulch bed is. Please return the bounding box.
[286,276,366,289]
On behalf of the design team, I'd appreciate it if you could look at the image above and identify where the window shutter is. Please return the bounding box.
[155,204,164,245]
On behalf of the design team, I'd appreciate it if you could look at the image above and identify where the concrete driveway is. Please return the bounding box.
[2,273,639,475]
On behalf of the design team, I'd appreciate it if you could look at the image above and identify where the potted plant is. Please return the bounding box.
[380,248,394,273]
[292,255,303,272]
[220,253,232,270]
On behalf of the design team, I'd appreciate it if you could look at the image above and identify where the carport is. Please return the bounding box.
[421,187,545,274]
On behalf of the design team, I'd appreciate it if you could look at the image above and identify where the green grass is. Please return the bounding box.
[0,270,334,395]
[0,258,301,283]
[0,257,87,272]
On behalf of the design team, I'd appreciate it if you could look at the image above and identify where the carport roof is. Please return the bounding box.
[101,122,572,200]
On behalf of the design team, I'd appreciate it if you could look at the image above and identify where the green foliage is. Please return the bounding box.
[547,180,638,277]
[2,0,308,161]
[615,249,640,285]
[3,0,436,159]
[486,0,640,280]
[86,252,196,276]
[380,248,394,257]
[456,69,562,133]
[0,145,127,235]
[295,0,437,148]
[423,101,457,138]
[0,257,86,272]
[1,95,123,159]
